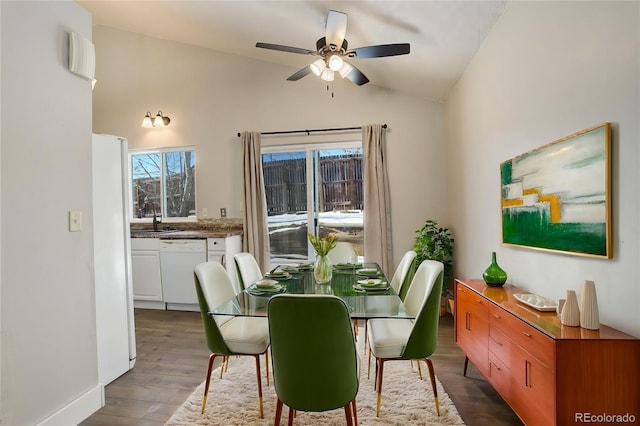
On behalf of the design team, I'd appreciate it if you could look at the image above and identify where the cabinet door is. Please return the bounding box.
[131,251,163,301]
[510,344,554,426]
[455,283,489,376]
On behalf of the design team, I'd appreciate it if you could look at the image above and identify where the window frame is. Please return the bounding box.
[129,146,197,223]
[261,140,363,261]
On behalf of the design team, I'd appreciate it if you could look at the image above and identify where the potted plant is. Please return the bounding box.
[413,220,454,297]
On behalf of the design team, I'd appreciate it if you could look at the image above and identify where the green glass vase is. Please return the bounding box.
[482,251,507,287]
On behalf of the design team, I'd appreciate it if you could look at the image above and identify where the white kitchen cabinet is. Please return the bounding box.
[208,234,242,294]
[131,238,165,309]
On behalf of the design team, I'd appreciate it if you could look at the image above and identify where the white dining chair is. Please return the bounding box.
[234,252,263,292]
[389,250,417,297]
[194,261,270,418]
[327,242,357,265]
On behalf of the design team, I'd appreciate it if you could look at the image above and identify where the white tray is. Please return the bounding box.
[513,293,558,312]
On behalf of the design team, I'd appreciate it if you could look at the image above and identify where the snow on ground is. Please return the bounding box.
[268,210,363,232]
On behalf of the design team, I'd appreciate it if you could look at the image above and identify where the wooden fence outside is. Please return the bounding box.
[263,153,363,215]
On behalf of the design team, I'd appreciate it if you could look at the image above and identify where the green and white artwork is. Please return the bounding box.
[500,123,611,258]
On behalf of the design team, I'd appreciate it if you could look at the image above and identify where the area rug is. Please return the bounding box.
[167,348,465,425]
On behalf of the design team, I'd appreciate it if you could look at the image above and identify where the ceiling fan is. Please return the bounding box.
[256,10,410,86]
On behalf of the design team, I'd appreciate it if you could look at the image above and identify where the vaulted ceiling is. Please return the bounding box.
[77,1,508,101]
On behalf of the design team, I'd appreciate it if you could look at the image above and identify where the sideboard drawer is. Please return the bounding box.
[489,326,512,366]
[490,304,553,367]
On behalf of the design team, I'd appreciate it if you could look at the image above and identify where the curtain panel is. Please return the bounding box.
[241,131,269,272]
[362,124,392,274]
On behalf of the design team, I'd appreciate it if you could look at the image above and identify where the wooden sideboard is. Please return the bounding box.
[455,278,639,426]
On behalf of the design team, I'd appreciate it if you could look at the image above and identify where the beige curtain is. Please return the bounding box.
[362,124,392,274]
[241,131,269,272]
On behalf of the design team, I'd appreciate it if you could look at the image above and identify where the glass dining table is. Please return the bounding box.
[209,262,412,320]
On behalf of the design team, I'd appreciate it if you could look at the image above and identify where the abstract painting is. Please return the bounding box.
[501,123,611,258]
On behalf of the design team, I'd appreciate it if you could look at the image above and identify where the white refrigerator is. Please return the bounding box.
[92,133,136,386]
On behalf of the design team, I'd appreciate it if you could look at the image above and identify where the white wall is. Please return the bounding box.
[445,1,639,336]
[90,26,447,267]
[1,2,101,424]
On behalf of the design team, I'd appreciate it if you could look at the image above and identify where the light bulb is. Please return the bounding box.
[153,111,165,127]
[338,62,353,78]
[320,68,334,82]
[328,54,344,71]
[310,59,326,76]
[141,112,153,128]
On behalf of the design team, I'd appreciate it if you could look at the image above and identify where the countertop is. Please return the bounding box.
[131,229,242,239]
[130,219,243,239]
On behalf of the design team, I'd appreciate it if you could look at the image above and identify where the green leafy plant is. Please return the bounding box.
[413,220,454,295]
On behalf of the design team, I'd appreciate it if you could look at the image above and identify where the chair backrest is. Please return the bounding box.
[402,260,444,359]
[327,242,357,264]
[389,250,417,294]
[233,252,263,291]
[267,294,359,412]
[194,261,235,356]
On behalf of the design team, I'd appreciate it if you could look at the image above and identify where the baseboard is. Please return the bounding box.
[133,300,166,310]
[37,384,104,426]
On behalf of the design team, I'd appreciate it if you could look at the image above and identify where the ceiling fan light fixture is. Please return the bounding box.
[320,68,334,82]
[328,54,344,71]
[310,59,326,76]
[338,62,353,78]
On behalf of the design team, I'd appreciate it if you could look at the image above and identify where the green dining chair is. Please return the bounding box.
[366,260,444,417]
[390,250,417,299]
[194,261,270,418]
[268,294,360,425]
[327,241,358,265]
[233,252,263,292]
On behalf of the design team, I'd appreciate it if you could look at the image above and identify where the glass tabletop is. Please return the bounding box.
[209,262,412,320]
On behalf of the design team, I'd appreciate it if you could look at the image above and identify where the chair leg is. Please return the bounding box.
[375,358,385,417]
[219,356,227,379]
[423,358,440,416]
[201,353,219,414]
[463,355,469,377]
[367,344,372,380]
[254,354,264,418]
[417,359,423,380]
[344,401,354,426]
[274,397,283,426]
[265,349,270,386]
[352,398,358,426]
[287,408,295,426]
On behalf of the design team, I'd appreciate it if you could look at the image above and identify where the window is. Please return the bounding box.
[130,148,196,221]
[262,142,363,263]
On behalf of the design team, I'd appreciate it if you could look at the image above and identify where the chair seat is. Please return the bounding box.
[367,318,413,359]
[220,316,270,354]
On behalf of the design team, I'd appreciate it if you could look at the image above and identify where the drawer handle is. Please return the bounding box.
[489,336,503,346]
[522,332,532,338]
[492,313,501,319]
[475,299,482,303]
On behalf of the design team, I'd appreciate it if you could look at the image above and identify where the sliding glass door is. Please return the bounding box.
[262,143,363,264]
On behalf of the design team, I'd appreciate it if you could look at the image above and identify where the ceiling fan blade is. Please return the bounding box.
[287,66,313,81]
[256,42,316,55]
[351,43,410,59]
[343,62,369,86]
[325,10,347,51]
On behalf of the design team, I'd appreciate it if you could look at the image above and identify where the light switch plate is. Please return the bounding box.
[69,210,82,232]
[220,208,227,217]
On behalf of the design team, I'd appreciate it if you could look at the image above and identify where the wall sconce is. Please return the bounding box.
[141,110,171,128]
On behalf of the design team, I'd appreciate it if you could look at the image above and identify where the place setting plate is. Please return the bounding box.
[356,268,382,278]
[334,262,364,270]
[247,279,286,296]
[264,271,292,280]
[353,278,390,292]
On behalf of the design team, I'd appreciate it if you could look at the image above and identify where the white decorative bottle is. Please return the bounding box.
[560,290,580,327]
[579,280,599,330]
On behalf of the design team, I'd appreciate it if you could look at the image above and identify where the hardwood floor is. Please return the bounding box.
[81,309,522,425]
